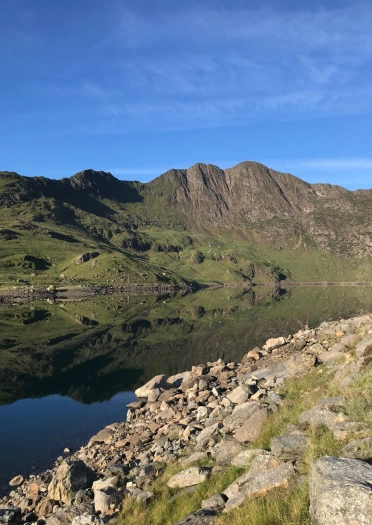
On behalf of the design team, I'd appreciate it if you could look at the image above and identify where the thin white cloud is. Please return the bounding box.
[22,2,372,133]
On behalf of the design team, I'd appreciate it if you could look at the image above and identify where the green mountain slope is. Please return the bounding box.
[1,162,372,288]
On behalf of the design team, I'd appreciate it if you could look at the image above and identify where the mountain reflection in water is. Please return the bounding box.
[1,285,372,406]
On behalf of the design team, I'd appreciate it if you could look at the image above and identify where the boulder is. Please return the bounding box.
[167,467,211,489]
[286,354,316,375]
[309,456,372,525]
[234,408,268,443]
[167,371,193,388]
[340,437,372,459]
[226,386,249,405]
[265,337,285,351]
[8,476,24,488]
[93,486,122,514]
[75,252,99,265]
[230,449,267,468]
[318,351,346,364]
[201,494,226,511]
[248,453,281,476]
[48,460,97,502]
[147,388,162,403]
[0,508,22,525]
[299,406,343,429]
[271,434,309,461]
[46,505,93,525]
[135,375,167,399]
[223,402,260,431]
[224,462,296,511]
[195,423,220,450]
[214,437,245,464]
[88,429,113,446]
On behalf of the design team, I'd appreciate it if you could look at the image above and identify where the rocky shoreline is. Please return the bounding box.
[1,314,372,525]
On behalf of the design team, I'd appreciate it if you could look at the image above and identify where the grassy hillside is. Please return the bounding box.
[2,165,372,288]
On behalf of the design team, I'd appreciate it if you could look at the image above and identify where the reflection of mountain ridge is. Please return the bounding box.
[1,286,372,405]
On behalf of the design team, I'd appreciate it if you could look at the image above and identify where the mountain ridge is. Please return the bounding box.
[1,161,372,288]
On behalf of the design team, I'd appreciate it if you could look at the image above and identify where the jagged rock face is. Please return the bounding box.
[146,162,316,228]
[144,161,372,255]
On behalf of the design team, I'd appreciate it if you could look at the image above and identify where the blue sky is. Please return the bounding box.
[1,0,372,189]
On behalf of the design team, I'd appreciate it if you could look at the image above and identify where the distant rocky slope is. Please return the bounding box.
[1,314,371,524]
[2,162,372,287]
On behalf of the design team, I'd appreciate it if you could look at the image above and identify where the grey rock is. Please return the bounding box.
[46,506,92,525]
[48,460,97,502]
[214,437,245,464]
[135,375,167,399]
[271,434,309,461]
[248,452,281,476]
[234,408,268,443]
[167,467,211,489]
[195,423,220,450]
[173,508,216,524]
[93,486,122,514]
[230,449,267,468]
[0,508,22,525]
[224,462,296,511]
[167,371,193,388]
[340,437,372,459]
[355,337,372,358]
[309,456,372,525]
[75,252,99,265]
[318,351,346,364]
[223,402,260,431]
[299,406,343,429]
[201,494,226,511]
[265,337,285,351]
[226,386,249,405]
[147,388,162,403]
[286,354,316,375]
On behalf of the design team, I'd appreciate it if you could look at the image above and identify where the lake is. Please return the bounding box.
[1,285,372,496]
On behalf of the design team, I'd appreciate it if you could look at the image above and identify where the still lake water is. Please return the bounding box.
[1,285,372,495]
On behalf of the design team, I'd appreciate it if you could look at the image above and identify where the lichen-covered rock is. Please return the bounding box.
[309,456,372,525]
[298,406,343,429]
[230,449,267,468]
[224,462,296,511]
[271,434,308,461]
[48,460,97,502]
[201,494,226,511]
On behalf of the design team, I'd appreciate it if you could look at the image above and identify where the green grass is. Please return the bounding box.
[216,483,311,525]
[119,464,243,525]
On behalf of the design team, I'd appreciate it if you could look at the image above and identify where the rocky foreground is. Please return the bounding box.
[1,315,372,525]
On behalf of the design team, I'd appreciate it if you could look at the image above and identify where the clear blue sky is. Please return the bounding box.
[1,0,372,189]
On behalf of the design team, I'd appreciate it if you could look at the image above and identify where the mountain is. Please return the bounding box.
[1,161,372,288]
